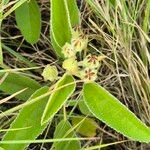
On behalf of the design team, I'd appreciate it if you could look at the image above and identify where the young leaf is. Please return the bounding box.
[50,0,72,57]
[66,0,80,26]
[41,74,76,124]
[15,0,41,44]
[72,116,98,137]
[0,86,49,150]
[0,72,41,101]
[83,82,150,142]
[53,120,81,150]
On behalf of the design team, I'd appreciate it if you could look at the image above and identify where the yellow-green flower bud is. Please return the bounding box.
[72,26,82,39]
[62,57,78,75]
[72,34,88,52]
[42,65,58,82]
[62,43,76,58]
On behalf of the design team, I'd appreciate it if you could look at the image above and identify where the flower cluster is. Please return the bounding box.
[42,28,105,82]
[62,28,105,82]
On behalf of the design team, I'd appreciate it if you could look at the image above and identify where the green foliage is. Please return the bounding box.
[78,100,93,116]
[50,0,71,57]
[41,74,76,124]
[109,0,116,7]
[66,0,80,26]
[0,72,41,101]
[72,116,98,137]
[2,0,9,5]
[83,82,150,142]
[53,120,81,150]
[15,0,41,44]
[0,86,49,150]
[50,0,80,57]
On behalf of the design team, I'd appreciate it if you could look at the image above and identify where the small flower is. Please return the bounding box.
[72,26,83,38]
[62,43,76,58]
[42,65,58,82]
[72,34,88,52]
[82,54,100,68]
[80,68,97,81]
[72,28,81,39]
[62,57,78,75]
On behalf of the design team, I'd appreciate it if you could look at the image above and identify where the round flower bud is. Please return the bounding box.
[42,65,58,82]
[62,43,76,58]
[72,34,88,52]
[62,57,78,75]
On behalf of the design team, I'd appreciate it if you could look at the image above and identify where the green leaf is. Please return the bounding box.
[53,120,81,150]
[15,0,41,44]
[0,72,41,101]
[72,116,98,137]
[41,74,76,124]
[2,0,9,5]
[50,31,64,57]
[66,0,80,26]
[50,0,80,57]
[50,0,72,57]
[78,100,93,116]
[83,82,150,142]
[109,0,116,7]
[0,86,49,150]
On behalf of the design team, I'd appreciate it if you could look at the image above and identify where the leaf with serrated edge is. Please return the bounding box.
[0,72,41,101]
[50,0,72,57]
[41,74,76,125]
[50,30,63,57]
[1,86,49,150]
[83,82,150,142]
[66,0,80,26]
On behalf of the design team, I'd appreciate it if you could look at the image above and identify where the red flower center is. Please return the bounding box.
[87,55,98,64]
[85,69,95,80]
